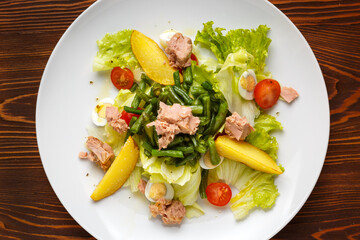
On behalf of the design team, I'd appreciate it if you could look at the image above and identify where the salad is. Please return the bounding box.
[79,21,299,225]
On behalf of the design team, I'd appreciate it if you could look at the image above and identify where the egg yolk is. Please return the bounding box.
[95,103,112,119]
[240,74,256,91]
[149,183,167,201]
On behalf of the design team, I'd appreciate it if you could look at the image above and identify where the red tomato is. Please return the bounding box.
[254,79,281,109]
[190,53,199,65]
[120,108,141,125]
[206,182,232,206]
[111,67,134,90]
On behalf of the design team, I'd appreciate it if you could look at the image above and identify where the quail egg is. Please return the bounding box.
[199,151,224,170]
[145,181,174,202]
[238,69,257,100]
[91,98,114,126]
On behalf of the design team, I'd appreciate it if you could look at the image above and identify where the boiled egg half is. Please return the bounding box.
[199,151,224,170]
[159,29,178,49]
[238,69,257,100]
[145,181,174,202]
[91,98,114,126]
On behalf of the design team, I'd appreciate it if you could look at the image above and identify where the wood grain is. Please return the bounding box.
[0,0,359,239]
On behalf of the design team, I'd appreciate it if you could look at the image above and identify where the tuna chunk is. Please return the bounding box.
[280,86,299,103]
[147,102,200,149]
[165,32,192,69]
[79,136,114,171]
[149,198,186,225]
[106,106,128,134]
[225,112,254,141]
[138,179,147,195]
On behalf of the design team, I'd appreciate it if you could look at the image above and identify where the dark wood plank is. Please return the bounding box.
[0,0,359,239]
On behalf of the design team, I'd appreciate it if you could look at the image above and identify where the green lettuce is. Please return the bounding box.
[123,166,143,193]
[139,143,198,186]
[195,21,271,73]
[215,49,260,126]
[113,89,135,110]
[173,165,201,206]
[185,202,205,219]
[246,113,283,160]
[209,158,279,220]
[93,29,139,71]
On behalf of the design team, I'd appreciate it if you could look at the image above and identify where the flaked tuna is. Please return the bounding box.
[147,102,200,149]
[149,198,186,225]
[106,106,128,134]
[280,86,299,103]
[79,136,114,171]
[165,32,192,69]
[225,112,254,141]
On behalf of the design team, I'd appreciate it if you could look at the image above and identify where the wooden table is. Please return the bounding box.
[0,0,359,239]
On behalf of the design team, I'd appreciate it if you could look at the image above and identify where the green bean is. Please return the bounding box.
[130,104,153,134]
[141,73,152,85]
[144,149,152,157]
[207,137,221,165]
[175,152,200,167]
[199,95,211,126]
[188,105,203,115]
[142,142,154,153]
[151,83,162,97]
[130,83,138,92]
[203,113,216,135]
[163,157,177,165]
[151,149,184,158]
[124,106,143,115]
[173,146,195,155]
[131,79,146,108]
[167,136,184,148]
[199,169,209,199]
[124,116,137,143]
[173,71,181,87]
[153,128,159,148]
[166,86,184,105]
[189,86,207,98]
[135,88,151,103]
[166,99,173,105]
[158,90,169,103]
[210,102,219,113]
[201,81,213,92]
[188,152,201,166]
[210,100,228,135]
[183,67,193,85]
[144,125,156,147]
[173,86,193,105]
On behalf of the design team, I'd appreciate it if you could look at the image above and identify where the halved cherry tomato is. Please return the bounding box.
[206,182,232,206]
[120,108,141,125]
[190,53,199,65]
[111,67,134,90]
[254,79,281,109]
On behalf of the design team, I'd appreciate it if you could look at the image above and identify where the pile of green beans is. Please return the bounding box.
[125,67,227,182]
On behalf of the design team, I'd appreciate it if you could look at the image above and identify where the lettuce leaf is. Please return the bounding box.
[227,25,271,73]
[195,21,271,73]
[194,21,232,63]
[185,202,205,219]
[93,29,139,71]
[246,113,282,160]
[123,166,143,193]
[113,89,135,110]
[173,165,201,206]
[139,143,198,186]
[215,49,260,125]
[209,158,279,220]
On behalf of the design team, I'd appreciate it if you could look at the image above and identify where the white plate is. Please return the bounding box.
[36,0,330,239]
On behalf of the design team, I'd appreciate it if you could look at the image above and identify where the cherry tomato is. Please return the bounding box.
[120,108,141,125]
[111,67,134,90]
[206,182,232,206]
[254,79,281,109]
[190,53,199,65]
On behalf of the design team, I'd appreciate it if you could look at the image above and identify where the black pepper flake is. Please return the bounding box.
[90,81,93,84]
[86,173,89,176]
